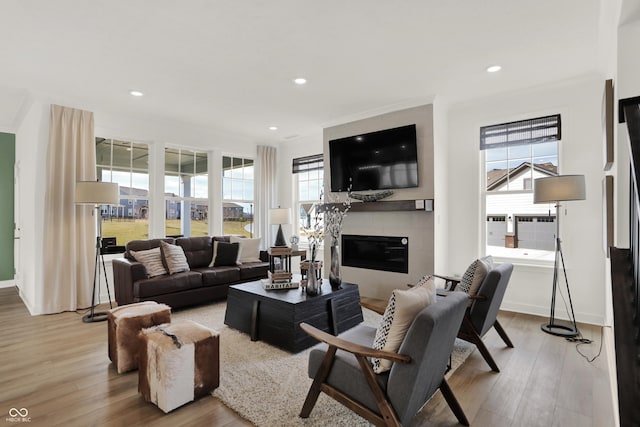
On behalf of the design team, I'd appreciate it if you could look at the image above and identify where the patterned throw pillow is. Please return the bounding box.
[208,241,241,267]
[456,256,493,296]
[160,241,190,275]
[130,247,167,278]
[371,275,436,373]
[230,236,262,263]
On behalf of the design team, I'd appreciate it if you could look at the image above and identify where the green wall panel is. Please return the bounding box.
[0,132,15,280]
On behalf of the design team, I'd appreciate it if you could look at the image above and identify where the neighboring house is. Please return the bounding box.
[486,162,557,250]
[223,202,244,219]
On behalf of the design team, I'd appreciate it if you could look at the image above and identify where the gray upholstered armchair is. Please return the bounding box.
[437,262,514,372]
[299,291,469,427]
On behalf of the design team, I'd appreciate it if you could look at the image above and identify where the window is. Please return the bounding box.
[293,154,324,248]
[96,138,150,245]
[222,156,254,237]
[482,114,560,261]
[164,148,208,237]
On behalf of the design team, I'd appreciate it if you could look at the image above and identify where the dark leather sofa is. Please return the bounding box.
[112,236,269,308]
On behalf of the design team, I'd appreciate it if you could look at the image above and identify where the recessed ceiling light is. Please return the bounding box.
[486,65,502,73]
[129,90,144,97]
[268,126,278,131]
[293,78,307,85]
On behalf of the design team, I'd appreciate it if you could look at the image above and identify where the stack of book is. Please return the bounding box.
[261,278,299,290]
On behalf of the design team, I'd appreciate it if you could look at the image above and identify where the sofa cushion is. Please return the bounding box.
[130,247,168,278]
[125,238,175,261]
[176,236,213,269]
[238,262,269,280]
[371,277,436,373]
[197,266,241,286]
[160,241,191,275]
[209,241,240,267]
[134,271,202,298]
[230,236,262,264]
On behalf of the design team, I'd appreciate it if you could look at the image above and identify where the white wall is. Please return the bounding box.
[323,104,435,300]
[432,97,450,275]
[446,77,607,325]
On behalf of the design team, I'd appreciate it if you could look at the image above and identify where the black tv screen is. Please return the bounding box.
[329,124,419,192]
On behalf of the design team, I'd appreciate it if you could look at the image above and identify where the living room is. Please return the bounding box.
[1,1,639,426]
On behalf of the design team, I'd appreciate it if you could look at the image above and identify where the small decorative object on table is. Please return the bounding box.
[304,187,352,292]
[266,246,299,289]
[290,235,299,251]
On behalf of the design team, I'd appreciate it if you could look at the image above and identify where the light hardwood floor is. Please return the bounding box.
[1,287,615,427]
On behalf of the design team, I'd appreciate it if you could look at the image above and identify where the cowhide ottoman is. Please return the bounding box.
[107,301,172,374]
[138,320,220,413]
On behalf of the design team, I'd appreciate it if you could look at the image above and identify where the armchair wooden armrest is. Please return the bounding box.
[432,273,461,291]
[437,289,488,301]
[300,323,411,364]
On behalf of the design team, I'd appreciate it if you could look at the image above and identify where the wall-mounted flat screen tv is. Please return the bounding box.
[329,124,419,192]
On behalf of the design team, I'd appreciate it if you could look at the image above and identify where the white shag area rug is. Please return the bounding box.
[173,301,474,426]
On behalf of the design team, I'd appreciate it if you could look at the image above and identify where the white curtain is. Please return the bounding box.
[40,105,96,313]
[255,145,277,249]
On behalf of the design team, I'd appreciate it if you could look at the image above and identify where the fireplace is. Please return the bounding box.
[341,234,409,274]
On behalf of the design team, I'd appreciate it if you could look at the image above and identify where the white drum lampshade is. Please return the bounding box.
[76,181,119,205]
[534,175,586,203]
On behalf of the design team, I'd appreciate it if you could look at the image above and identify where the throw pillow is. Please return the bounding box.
[230,236,262,264]
[160,241,190,275]
[371,277,436,374]
[130,247,167,278]
[208,241,240,267]
[456,255,493,296]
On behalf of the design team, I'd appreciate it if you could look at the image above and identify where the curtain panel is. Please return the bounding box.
[40,105,96,314]
[255,145,277,249]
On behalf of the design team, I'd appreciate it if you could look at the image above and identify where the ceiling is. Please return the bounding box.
[0,0,607,143]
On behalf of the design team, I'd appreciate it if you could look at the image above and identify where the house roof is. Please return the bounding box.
[486,162,557,191]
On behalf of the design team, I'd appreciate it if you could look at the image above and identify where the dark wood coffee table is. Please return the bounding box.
[224,278,364,352]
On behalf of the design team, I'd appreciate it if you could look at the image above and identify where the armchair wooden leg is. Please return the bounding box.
[300,346,337,418]
[439,379,469,426]
[460,317,500,372]
[493,319,514,348]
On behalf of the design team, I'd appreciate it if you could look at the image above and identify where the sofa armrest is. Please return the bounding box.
[112,258,148,306]
[260,250,269,262]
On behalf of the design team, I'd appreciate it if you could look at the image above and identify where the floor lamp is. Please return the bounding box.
[76,181,119,323]
[534,175,586,337]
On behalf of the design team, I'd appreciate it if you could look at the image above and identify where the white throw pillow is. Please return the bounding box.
[130,247,168,278]
[456,255,493,296]
[160,241,190,275]
[230,236,262,264]
[371,276,436,373]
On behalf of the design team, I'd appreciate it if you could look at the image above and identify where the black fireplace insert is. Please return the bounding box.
[341,234,408,274]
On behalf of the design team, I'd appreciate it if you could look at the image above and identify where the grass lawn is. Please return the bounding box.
[102,218,253,245]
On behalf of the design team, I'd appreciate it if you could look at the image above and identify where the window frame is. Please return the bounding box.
[480,114,561,265]
[222,155,255,237]
[163,146,209,238]
[96,137,151,245]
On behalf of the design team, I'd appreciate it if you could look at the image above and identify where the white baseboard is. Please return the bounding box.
[501,300,605,326]
[0,280,15,288]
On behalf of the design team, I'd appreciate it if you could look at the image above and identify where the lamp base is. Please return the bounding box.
[82,311,109,323]
[274,224,287,247]
[541,322,578,337]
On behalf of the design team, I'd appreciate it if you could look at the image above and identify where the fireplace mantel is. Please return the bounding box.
[326,199,433,213]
